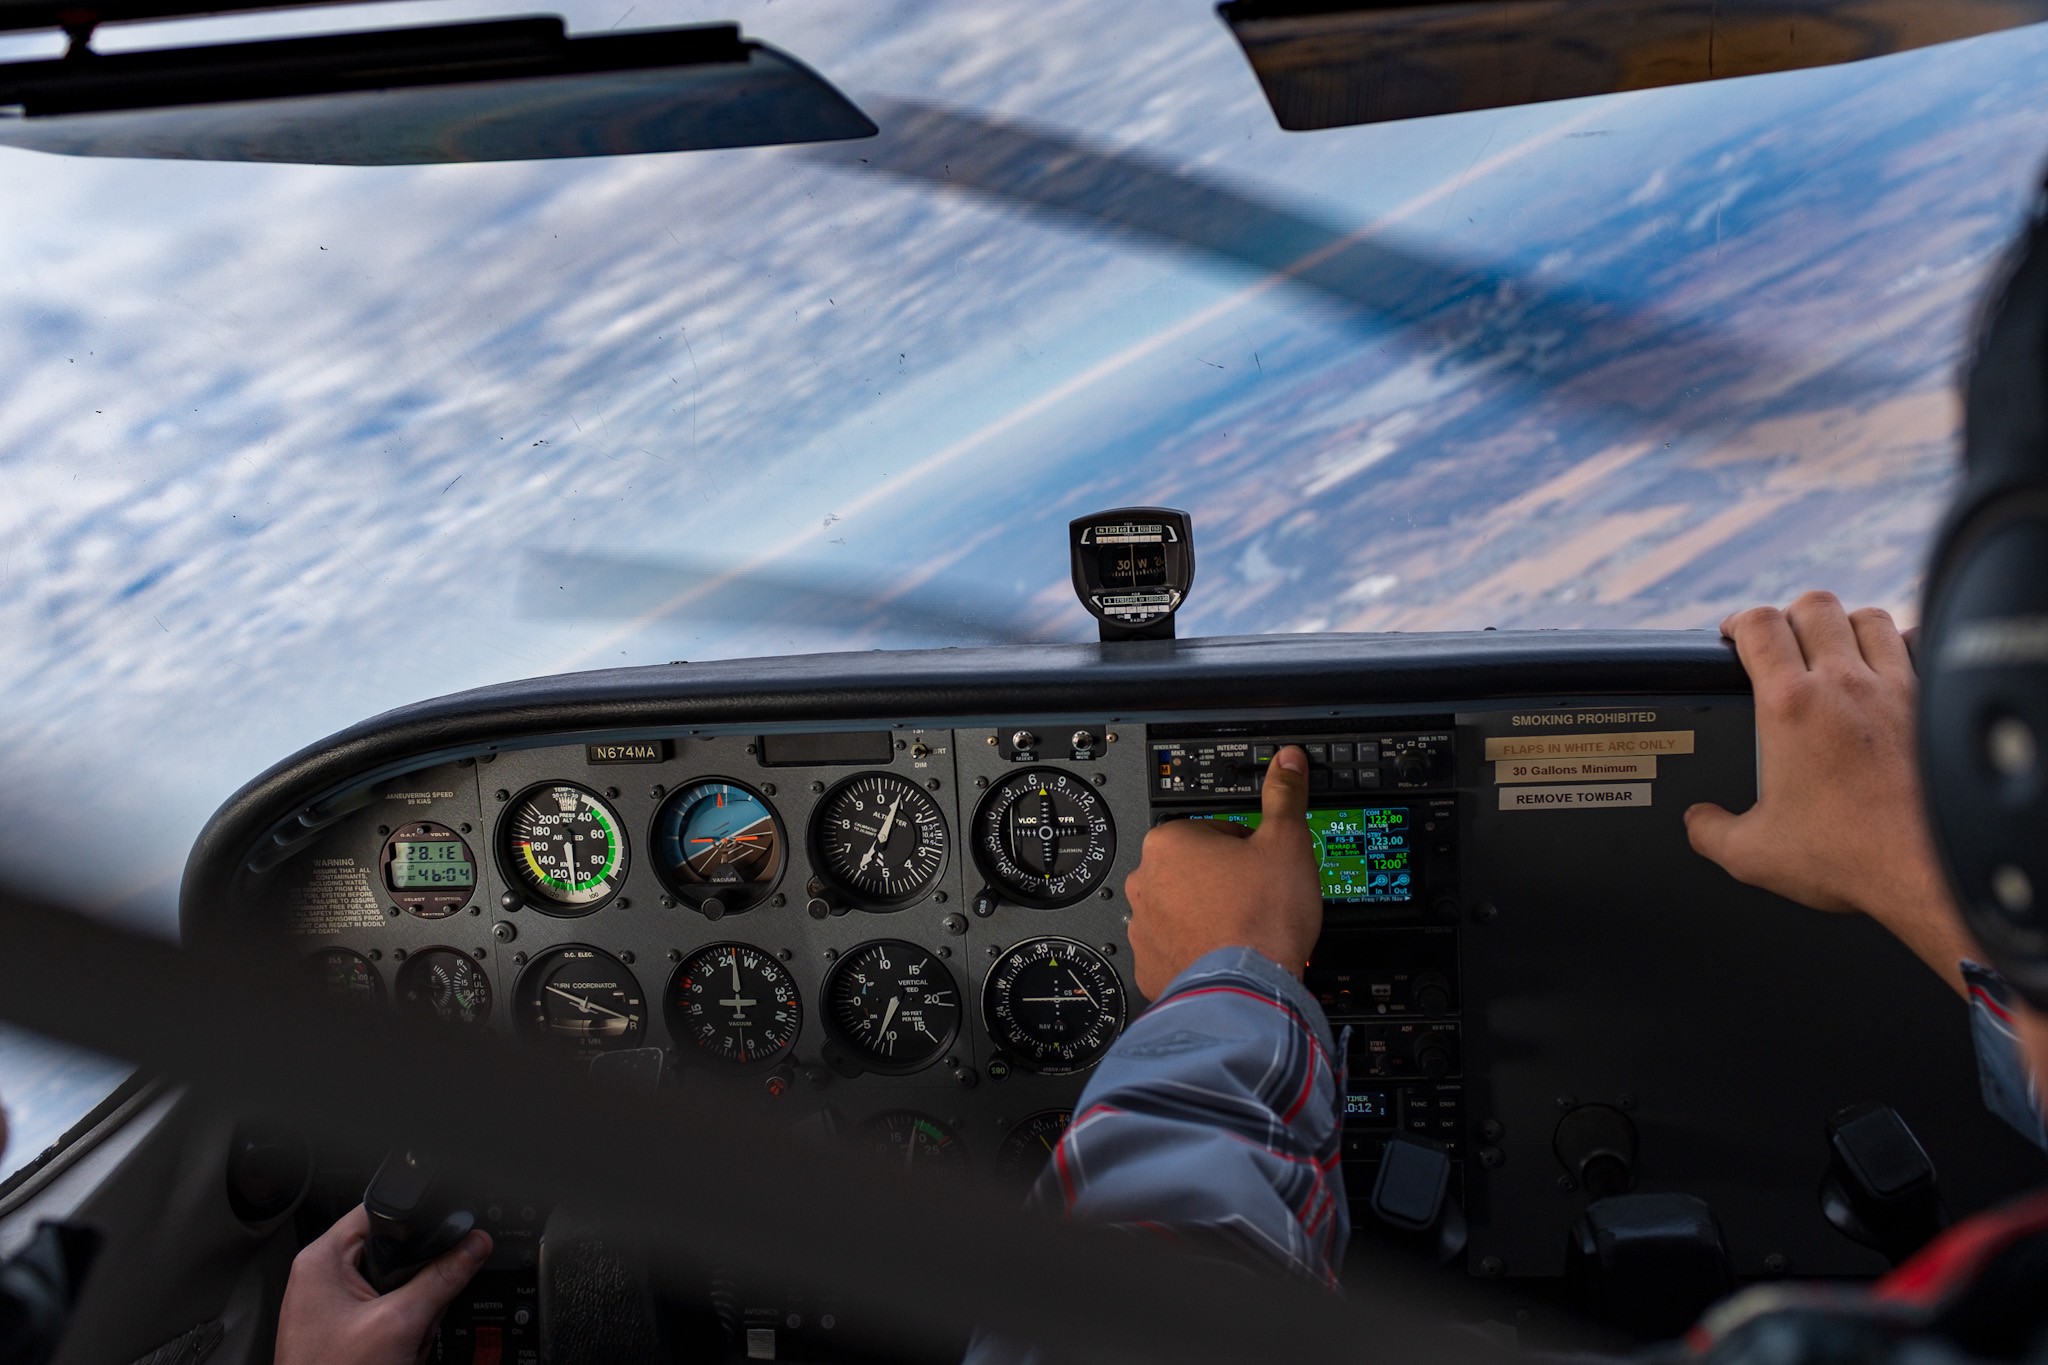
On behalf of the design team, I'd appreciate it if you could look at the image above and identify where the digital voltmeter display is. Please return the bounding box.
[387,840,477,888]
[1193,806,1415,904]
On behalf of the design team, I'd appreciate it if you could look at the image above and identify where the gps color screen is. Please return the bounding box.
[1192,806,1414,904]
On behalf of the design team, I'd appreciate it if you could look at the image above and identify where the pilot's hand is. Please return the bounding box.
[1124,746,1321,999]
[275,1204,491,1365]
[1684,592,1979,994]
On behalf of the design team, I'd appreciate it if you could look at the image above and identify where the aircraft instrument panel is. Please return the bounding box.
[179,631,2048,1362]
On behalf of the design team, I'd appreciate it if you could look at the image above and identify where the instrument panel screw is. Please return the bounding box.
[513,951,528,965]
[823,948,838,962]
[1477,1146,1503,1169]
[388,906,401,917]
[1555,1095,1577,1112]
[771,893,786,908]
[987,944,1002,957]
[659,896,676,909]
[460,823,472,834]
[472,948,487,961]
[377,825,390,836]
[745,743,758,755]
[367,949,381,961]
[1106,732,1118,744]
[492,922,517,943]
[1093,773,1107,786]
[616,898,631,910]
[1099,888,1114,901]
[1617,1093,1637,1111]
[393,948,408,961]
[778,948,792,961]
[605,786,620,799]
[650,784,665,799]
[936,946,951,958]
[761,783,777,797]
[986,735,999,746]
[926,777,942,791]
[494,789,509,801]
[1101,943,1116,955]
[1478,1257,1504,1278]
[1472,902,1499,924]
[932,890,948,904]
[942,915,967,935]
[620,951,635,964]
[1555,1174,1575,1191]
[810,781,825,794]
[666,949,681,962]
[895,739,907,750]
[1763,1253,1789,1276]
[1479,1119,1505,1142]
[974,776,989,788]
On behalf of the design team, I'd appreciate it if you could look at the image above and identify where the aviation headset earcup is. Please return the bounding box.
[1920,198,2048,1009]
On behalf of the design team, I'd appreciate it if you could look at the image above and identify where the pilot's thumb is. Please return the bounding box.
[1257,747,1311,833]
[385,1230,491,1325]
[1683,802,1742,870]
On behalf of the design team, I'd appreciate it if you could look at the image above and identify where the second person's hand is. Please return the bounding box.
[1684,591,1979,993]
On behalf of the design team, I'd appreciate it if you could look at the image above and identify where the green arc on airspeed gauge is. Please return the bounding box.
[500,783,629,914]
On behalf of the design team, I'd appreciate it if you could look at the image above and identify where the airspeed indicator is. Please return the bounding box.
[500,783,627,914]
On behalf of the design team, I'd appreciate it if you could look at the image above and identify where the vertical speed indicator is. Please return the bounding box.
[500,784,627,914]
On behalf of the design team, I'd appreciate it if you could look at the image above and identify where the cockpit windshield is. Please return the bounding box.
[5,0,2048,1177]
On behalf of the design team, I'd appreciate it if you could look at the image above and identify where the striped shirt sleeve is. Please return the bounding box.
[1963,961,2048,1154]
[1031,945,1350,1284]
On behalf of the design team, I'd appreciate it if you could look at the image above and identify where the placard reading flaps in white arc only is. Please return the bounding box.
[1482,731,1696,811]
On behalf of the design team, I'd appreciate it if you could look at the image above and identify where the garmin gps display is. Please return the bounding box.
[1193,806,1414,904]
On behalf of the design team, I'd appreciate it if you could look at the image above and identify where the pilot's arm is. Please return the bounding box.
[1686,591,2047,1150]
[1014,747,1348,1281]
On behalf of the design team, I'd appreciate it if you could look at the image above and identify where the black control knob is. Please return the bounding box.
[1555,1104,1639,1198]
[1396,754,1429,785]
[1414,1033,1454,1078]
[1412,974,1452,1017]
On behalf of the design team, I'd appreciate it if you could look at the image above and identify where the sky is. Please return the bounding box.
[6,0,2048,1171]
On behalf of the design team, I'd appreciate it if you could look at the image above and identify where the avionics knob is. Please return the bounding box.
[1396,754,1429,785]
[1414,1033,1454,1078]
[1413,974,1452,1017]
[1554,1104,1639,1198]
